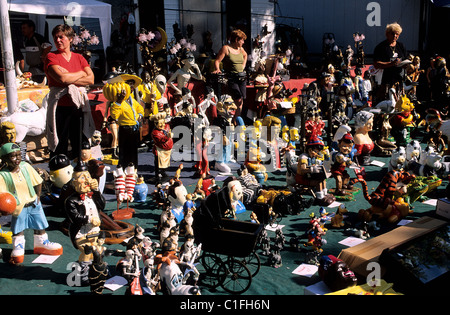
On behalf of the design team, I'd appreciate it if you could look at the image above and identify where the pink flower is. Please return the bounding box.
[146,32,155,41]
[72,35,82,46]
[138,33,148,43]
[80,29,91,40]
[174,43,181,50]
[179,38,187,46]
[90,35,100,46]
[190,44,197,52]
[170,47,178,54]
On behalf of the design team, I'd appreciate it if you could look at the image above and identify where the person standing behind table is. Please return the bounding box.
[373,22,407,103]
[21,19,52,82]
[213,29,248,125]
[44,24,96,161]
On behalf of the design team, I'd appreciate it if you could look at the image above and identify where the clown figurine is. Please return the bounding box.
[296,137,335,206]
[64,162,106,285]
[0,143,63,265]
[150,112,174,184]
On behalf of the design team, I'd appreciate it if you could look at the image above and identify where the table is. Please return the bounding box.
[0,86,50,111]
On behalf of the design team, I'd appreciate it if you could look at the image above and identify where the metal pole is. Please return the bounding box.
[0,0,18,114]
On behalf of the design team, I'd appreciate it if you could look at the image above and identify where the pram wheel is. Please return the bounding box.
[217,257,252,294]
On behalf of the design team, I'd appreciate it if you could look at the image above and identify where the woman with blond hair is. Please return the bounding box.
[213,29,248,125]
[373,22,408,103]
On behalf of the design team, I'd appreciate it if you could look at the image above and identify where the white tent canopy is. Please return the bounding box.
[7,0,112,50]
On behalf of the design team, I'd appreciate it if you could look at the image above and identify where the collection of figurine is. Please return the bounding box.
[1,22,450,296]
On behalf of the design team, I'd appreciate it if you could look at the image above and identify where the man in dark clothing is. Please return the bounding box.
[21,19,52,82]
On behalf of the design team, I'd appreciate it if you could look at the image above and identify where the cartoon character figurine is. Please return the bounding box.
[330,132,358,196]
[353,111,375,166]
[0,143,63,265]
[352,169,416,224]
[64,162,106,285]
[296,136,335,206]
[212,94,238,174]
[150,112,174,183]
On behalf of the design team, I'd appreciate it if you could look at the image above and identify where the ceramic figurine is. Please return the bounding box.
[45,154,74,207]
[212,94,238,174]
[295,136,335,206]
[159,207,177,245]
[193,127,212,178]
[389,95,416,147]
[0,143,63,265]
[155,251,201,295]
[268,248,282,268]
[133,175,148,203]
[353,111,374,166]
[167,179,189,222]
[167,49,203,103]
[225,179,246,219]
[161,225,180,253]
[237,164,262,206]
[351,169,415,224]
[64,162,105,284]
[330,132,358,196]
[150,112,174,183]
[330,204,348,228]
[180,194,195,237]
[83,231,109,295]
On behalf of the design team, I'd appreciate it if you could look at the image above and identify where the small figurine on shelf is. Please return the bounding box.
[0,143,63,265]
[225,179,246,219]
[159,207,177,245]
[150,112,174,184]
[193,127,212,179]
[353,111,375,166]
[64,162,105,284]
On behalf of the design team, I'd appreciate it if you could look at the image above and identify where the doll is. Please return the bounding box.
[0,143,63,265]
[353,111,375,166]
[150,112,174,183]
[64,162,106,284]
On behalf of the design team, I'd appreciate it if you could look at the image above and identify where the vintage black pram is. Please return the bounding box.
[193,184,264,294]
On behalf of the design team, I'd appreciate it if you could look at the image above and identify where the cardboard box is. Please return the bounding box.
[436,198,450,220]
[337,216,448,278]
